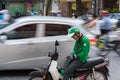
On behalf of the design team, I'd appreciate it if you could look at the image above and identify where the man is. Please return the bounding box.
[100,10,113,35]
[84,14,101,37]
[63,27,90,80]
[99,10,114,48]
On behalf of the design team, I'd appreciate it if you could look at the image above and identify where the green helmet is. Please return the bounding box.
[68,27,80,38]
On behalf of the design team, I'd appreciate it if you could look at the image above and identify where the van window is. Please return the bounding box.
[45,24,71,36]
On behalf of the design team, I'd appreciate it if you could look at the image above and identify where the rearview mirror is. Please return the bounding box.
[0,33,7,42]
[55,40,59,46]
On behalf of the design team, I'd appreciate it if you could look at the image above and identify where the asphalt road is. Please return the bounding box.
[0,51,120,80]
[107,51,120,80]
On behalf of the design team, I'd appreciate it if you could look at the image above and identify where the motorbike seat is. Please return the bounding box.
[79,57,105,69]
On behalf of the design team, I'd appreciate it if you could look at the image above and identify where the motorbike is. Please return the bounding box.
[96,33,120,57]
[29,40,109,80]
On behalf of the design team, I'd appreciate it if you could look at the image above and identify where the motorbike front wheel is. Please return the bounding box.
[85,70,108,80]
[29,74,52,80]
[29,77,42,80]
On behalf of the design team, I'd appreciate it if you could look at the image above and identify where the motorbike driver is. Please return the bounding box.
[98,10,114,48]
[100,10,113,35]
[63,27,90,80]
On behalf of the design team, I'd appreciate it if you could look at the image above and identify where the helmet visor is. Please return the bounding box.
[68,33,74,38]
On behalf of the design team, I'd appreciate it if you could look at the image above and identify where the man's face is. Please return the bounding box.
[72,33,80,40]
[88,15,94,20]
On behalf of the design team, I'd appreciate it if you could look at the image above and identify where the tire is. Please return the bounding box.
[115,43,120,56]
[85,70,108,80]
[96,48,110,57]
[29,72,52,80]
[46,72,53,80]
[29,77,42,80]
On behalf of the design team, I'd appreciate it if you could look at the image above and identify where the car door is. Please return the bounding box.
[42,23,75,67]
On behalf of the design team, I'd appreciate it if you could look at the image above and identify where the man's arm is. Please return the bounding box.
[77,37,90,62]
[72,41,77,55]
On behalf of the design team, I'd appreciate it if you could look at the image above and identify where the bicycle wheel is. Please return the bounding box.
[96,48,110,57]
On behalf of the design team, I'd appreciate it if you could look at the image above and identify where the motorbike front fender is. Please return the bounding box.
[29,70,44,78]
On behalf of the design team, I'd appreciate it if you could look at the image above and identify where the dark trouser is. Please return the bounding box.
[100,29,110,47]
[100,29,111,35]
[63,59,84,80]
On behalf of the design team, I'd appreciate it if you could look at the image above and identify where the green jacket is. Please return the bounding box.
[72,36,90,63]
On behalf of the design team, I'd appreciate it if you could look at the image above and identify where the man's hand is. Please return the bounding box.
[73,54,77,59]
[66,54,73,60]
[67,54,77,60]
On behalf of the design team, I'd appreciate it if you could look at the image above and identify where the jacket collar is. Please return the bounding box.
[78,33,84,42]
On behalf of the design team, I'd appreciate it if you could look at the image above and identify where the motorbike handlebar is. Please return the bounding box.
[48,50,59,60]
